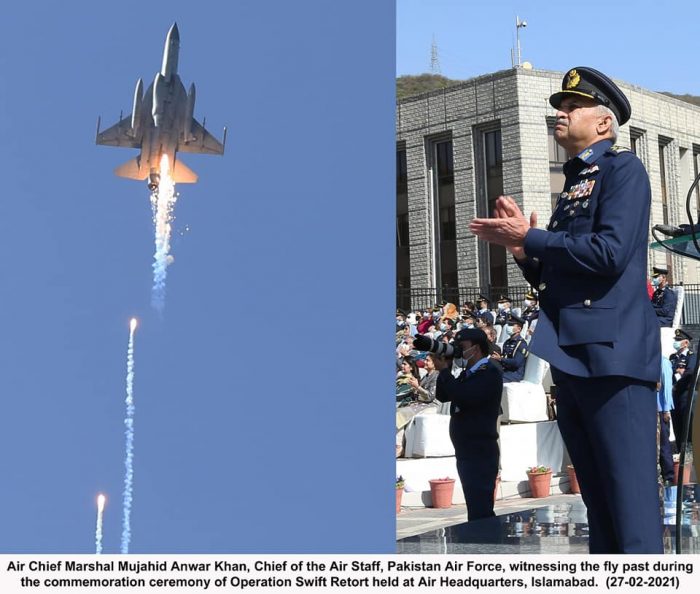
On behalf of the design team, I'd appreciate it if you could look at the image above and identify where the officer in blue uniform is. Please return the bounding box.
[494,314,528,382]
[670,329,696,451]
[470,67,663,553]
[436,328,503,521]
[475,295,495,326]
[651,267,677,327]
[521,291,540,324]
[494,295,512,326]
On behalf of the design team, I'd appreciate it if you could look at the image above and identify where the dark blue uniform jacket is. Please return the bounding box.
[517,139,660,382]
[436,360,503,457]
[500,332,528,382]
[651,286,677,327]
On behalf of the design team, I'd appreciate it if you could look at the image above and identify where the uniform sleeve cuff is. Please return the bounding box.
[524,228,549,260]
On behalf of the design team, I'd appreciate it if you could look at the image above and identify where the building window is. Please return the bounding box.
[693,145,700,223]
[629,127,645,157]
[479,128,507,289]
[659,137,673,276]
[548,122,568,210]
[428,137,458,290]
[396,147,410,291]
[659,138,671,226]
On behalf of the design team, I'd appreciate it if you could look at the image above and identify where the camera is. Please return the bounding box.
[413,333,463,359]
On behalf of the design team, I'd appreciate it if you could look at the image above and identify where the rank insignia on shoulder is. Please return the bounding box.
[610,145,630,154]
[579,164,600,176]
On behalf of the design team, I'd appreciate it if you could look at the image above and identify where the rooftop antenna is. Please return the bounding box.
[430,35,441,75]
[515,16,527,68]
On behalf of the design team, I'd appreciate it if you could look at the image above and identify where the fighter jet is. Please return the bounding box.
[96,23,226,190]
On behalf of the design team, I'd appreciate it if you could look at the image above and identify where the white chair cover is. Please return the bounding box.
[500,354,550,423]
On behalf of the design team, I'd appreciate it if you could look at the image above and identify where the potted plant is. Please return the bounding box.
[526,465,552,498]
[429,476,455,508]
[396,476,405,514]
[566,465,580,494]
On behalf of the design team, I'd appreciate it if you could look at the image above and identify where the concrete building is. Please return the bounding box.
[396,67,700,311]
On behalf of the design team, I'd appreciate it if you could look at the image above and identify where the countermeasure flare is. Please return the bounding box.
[96,23,226,190]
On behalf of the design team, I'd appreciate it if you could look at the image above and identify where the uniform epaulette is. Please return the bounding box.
[516,338,529,357]
[609,145,630,154]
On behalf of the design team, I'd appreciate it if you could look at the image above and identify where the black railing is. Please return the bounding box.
[680,284,700,326]
[397,285,532,311]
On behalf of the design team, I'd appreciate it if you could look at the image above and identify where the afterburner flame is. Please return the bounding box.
[150,154,178,313]
[95,493,106,554]
[130,318,138,332]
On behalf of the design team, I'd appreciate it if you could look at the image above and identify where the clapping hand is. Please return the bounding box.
[469,196,537,261]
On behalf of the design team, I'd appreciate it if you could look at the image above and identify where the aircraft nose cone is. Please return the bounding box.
[168,22,180,41]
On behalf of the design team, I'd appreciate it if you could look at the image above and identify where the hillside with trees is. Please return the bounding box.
[396,74,465,100]
[397,74,700,108]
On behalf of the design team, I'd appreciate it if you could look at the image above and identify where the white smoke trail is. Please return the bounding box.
[121,318,138,554]
[151,156,178,313]
[95,494,106,554]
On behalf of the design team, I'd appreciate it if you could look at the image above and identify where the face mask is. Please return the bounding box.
[440,323,447,331]
[461,345,478,362]
[652,277,661,287]
[497,303,505,311]
[396,320,405,327]
[466,323,474,329]
[673,341,682,351]
[523,300,533,308]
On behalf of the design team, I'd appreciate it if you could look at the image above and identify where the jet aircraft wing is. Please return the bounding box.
[178,118,225,155]
[96,117,141,148]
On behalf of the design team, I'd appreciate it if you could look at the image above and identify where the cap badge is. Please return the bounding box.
[566,69,581,89]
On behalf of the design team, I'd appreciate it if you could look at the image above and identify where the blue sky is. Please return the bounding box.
[398,0,700,95]
[0,1,395,553]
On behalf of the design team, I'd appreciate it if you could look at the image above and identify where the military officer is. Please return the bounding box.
[651,267,677,327]
[670,329,695,382]
[521,291,540,324]
[521,291,540,337]
[492,314,528,382]
[670,329,696,452]
[494,295,512,326]
[470,67,663,553]
[475,295,495,326]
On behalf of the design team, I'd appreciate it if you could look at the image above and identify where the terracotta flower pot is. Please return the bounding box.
[429,478,455,508]
[527,470,552,498]
[567,465,580,494]
[396,487,403,514]
[673,460,691,486]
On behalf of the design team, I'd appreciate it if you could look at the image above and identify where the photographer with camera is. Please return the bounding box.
[416,328,502,520]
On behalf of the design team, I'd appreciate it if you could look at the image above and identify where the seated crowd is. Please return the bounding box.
[396,275,692,486]
[395,293,540,456]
